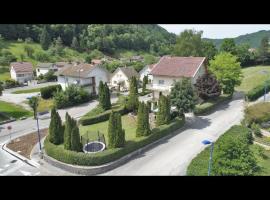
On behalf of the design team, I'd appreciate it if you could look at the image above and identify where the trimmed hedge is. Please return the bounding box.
[246,80,270,101]
[186,125,252,176]
[194,94,232,115]
[40,84,62,99]
[79,105,130,126]
[45,117,185,166]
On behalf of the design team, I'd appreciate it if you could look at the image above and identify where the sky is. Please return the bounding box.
[159,24,270,39]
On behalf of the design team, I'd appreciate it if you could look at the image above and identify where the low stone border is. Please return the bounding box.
[254,141,270,150]
[43,122,189,175]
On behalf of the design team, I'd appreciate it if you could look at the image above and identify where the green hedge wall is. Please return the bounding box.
[40,84,62,99]
[246,80,270,101]
[194,94,232,115]
[45,117,185,166]
[79,106,130,126]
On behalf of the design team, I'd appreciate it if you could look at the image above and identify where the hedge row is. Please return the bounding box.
[40,84,62,99]
[186,125,252,176]
[44,117,185,166]
[79,106,130,126]
[246,80,270,101]
[194,94,232,115]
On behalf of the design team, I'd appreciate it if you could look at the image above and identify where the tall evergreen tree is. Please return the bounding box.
[40,26,51,50]
[143,103,151,136]
[64,112,72,150]
[127,76,139,112]
[156,94,171,126]
[98,81,106,109]
[49,107,64,145]
[142,75,148,95]
[136,102,145,137]
[71,36,80,51]
[71,125,82,152]
[108,111,125,148]
[104,82,111,110]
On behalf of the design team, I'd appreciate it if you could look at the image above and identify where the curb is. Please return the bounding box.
[43,121,189,175]
[2,142,40,168]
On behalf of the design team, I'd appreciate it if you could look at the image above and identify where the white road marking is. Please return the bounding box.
[4,164,10,168]
[19,170,32,176]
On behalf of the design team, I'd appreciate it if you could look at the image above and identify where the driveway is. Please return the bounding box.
[103,93,245,175]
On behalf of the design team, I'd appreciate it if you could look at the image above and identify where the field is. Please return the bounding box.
[236,65,270,93]
[0,100,32,119]
[0,66,10,81]
[79,114,138,142]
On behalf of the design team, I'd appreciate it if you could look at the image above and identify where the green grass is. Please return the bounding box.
[12,87,42,94]
[0,66,10,81]
[83,104,121,118]
[80,114,137,142]
[37,98,54,112]
[252,145,270,175]
[236,65,270,93]
[0,100,32,119]
[0,40,86,67]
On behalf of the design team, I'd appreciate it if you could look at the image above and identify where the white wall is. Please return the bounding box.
[139,66,153,82]
[192,63,206,84]
[36,68,49,77]
[110,69,129,88]
[88,67,109,95]
[10,67,33,83]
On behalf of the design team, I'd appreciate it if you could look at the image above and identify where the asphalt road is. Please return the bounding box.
[102,93,245,175]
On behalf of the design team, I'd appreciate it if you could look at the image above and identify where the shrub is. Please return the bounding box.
[0,50,17,65]
[54,85,90,109]
[44,70,57,81]
[3,79,20,89]
[79,105,129,126]
[108,111,125,148]
[244,102,270,126]
[251,122,262,137]
[45,117,185,166]
[40,84,62,99]
[246,80,270,101]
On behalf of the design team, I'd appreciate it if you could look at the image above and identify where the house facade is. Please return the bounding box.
[110,67,139,91]
[57,63,110,95]
[10,62,34,83]
[147,56,207,99]
[139,64,155,83]
[36,63,59,77]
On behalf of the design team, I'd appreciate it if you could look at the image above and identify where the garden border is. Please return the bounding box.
[43,121,188,175]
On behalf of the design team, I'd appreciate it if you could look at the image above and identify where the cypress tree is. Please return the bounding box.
[108,111,116,148]
[98,81,106,109]
[49,107,64,145]
[142,75,148,95]
[40,26,51,50]
[71,125,82,152]
[136,102,144,137]
[108,111,125,148]
[143,103,151,136]
[104,82,111,110]
[64,112,72,150]
[115,112,125,147]
[127,76,139,113]
[156,94,170,126]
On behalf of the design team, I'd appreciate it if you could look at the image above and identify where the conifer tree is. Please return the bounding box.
[156,94,170,126]
[98,81,106,109]
[64,112,72,150]
[71,125,82,152]
[142,75,148,95]
[108,111,125,148]
[49,107,64,145]
[115,112,125,147]
[104,82,111,110]
[108,111,116,148]
[40,25,51,50]
[143,103,151,136]
[127,76,139,112]
[136,102,145,137]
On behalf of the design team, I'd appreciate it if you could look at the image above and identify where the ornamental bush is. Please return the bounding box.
[246,80,270,101]
[40,84,62,99]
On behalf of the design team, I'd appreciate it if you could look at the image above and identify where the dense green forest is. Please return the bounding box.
[0,24,176,56]
[204,30,270,49]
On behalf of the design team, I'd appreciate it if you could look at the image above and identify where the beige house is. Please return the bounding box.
[110,67,139,91]
[147,56,207,99]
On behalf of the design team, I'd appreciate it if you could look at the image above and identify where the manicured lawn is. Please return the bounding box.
[253,145,270,175]
[0,67,10,81]
[37,98,54,112]
[0,100,32,119]
[12,88,42,94]
[236,65,270,93]
[80,114,138,142]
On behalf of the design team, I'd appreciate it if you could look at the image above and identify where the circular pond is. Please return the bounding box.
[83,141,106,153]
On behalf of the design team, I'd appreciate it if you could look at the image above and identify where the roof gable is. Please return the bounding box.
[10,62,33,73]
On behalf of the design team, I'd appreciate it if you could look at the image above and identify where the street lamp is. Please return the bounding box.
[202,140,214,176]
[260,70,269,102]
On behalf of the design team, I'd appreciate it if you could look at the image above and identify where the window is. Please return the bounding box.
[159,80,165,85]
[37,69,40,72]
[17,74,24,77]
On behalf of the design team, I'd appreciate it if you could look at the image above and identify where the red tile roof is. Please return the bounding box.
[10,62,33,73]
[150,56,206,77]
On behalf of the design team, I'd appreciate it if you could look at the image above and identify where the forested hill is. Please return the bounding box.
[204,30,270,49]
[0,24,176,56]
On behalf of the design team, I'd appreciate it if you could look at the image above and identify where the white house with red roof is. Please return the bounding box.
[147,56,206,99]
[10,62,34,83]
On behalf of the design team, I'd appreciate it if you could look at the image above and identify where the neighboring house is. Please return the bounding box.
[10,62,34,84]
[36,63,58,77]
[57,62,110,95]
[110,66,139,91]
[148,56,207,99]
[139,64,155,83]
[91,59,102,65]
